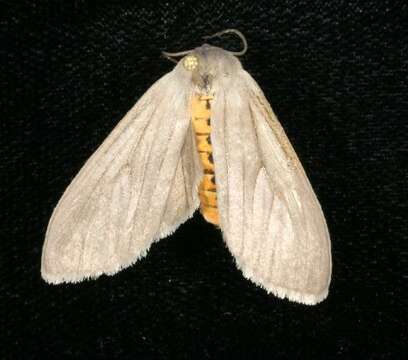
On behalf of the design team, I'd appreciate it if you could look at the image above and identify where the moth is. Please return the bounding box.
[42,29,331,305]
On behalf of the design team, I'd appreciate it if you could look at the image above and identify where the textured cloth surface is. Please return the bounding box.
[1,0,407,359]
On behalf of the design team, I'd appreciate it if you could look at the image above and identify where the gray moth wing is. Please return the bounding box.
[210,69,331,305]
[42,70,202,284]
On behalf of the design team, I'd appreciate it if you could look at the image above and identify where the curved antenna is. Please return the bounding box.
[162,49,193,63]
[202,29,248,56]
[162,29,247,63]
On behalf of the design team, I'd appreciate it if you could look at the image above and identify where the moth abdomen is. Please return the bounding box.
[191,95,219,226]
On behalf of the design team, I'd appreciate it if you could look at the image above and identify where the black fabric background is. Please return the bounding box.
[1,1,407,359]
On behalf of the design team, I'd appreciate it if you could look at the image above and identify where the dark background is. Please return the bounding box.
[1,0,407,358]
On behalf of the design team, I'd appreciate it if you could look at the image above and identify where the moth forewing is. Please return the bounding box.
[209,68,331,305]
[42,71,201,284]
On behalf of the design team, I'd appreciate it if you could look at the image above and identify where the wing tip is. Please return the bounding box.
[241,266,329,306]
[41,263,137,285]
[40,247,150,285]
[41,268,109,285]
[267,284,328,305]
[41,196,200,285]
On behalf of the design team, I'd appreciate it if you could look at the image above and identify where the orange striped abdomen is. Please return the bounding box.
[191,95,219,226]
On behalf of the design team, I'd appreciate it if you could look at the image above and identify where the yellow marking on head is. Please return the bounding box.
[183,54,199,71]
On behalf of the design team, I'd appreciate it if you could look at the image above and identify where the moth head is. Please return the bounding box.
[163,29,246,93]
[181,45,242,92]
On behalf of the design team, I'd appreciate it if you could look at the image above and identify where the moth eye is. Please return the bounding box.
[183,55,199,71]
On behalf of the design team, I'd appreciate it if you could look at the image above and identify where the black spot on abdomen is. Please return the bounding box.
[208,153,214,164]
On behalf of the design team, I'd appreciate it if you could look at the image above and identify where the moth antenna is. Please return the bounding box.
[202,29,248,56]
[162,49,193,63]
